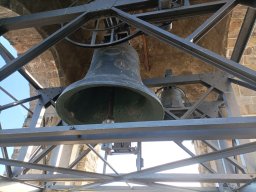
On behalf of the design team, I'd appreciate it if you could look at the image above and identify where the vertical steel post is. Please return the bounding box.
[12,98,45,176]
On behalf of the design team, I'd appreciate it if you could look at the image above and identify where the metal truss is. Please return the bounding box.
[1,0,256,191]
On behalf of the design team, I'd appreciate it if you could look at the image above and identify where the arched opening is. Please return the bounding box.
[0,3,63,173]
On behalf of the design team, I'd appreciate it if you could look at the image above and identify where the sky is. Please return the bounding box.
[97,141,200,187]
[0,36,29,174]
[0,36,200,187]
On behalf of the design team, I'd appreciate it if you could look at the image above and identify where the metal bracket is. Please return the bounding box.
[37,87,64,106]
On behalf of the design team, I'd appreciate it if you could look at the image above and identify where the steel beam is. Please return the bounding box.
[134,173,255,183]
[135,0,226,23]
[0,123,12,178]
[181,87,214,119]
[12,98,46,176]
[0,95,40,111]
[240,183,256,192]
[119,141,256,180]
[48,185,219,192]
[0,117,256,146]
[0,158,114,180]
[144,72,228,92]
[239,0,256,8]
[184,0,190,6]
[16,173,256,183]
[0,43,43,90]
[229,78,256,92]
[202,140,246,173]
[175,141,215,173]
[231,7,256,63]
[0,11,97,81]
[0,86,33,114]
[143,73,202,87]
[113,7,256,86]
[87,144,119,176]
[68,144,96,169]
[0,0,156,31]
[52,182,217,192]
[0,175,42,191]
[187,0,238,42]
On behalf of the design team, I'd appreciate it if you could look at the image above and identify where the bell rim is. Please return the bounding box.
[56,77,164,124]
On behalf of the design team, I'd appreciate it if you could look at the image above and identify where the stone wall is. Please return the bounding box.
[1,0,256,189]
[0,1,98,185]
[226,5,256,116]
[195,5,256,187]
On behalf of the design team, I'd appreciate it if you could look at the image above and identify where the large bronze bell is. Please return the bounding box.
[56,43,164,124]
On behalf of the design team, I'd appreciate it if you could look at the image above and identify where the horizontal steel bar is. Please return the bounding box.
[0,117,256,146]
[16,173,256,183]
[143,73,202,87]
[229,77,256,91]
[136,0,226,23]
[129,173,256,183]
[0,158,114,180]
[113,7,256,86]
[49,185,219,192]
[0,95,40,111]
[0,0,155,31]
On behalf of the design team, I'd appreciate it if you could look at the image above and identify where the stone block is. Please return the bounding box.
[229,19,243,31]
[243,47,254,55]
[252,96,256,104]
[244,104,256,115]
[237,96,253,105]
[247,36,256,47]
[227,38,237,48]
[231,9,246,19]
[239,86,256,96]
[243,55,256,69]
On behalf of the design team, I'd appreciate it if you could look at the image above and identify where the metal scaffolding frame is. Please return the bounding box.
[0,0,256,191]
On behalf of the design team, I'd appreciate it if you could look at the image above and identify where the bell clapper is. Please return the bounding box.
[101,88,115,154]
[101,118,114,154]
[107,88,115,121]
